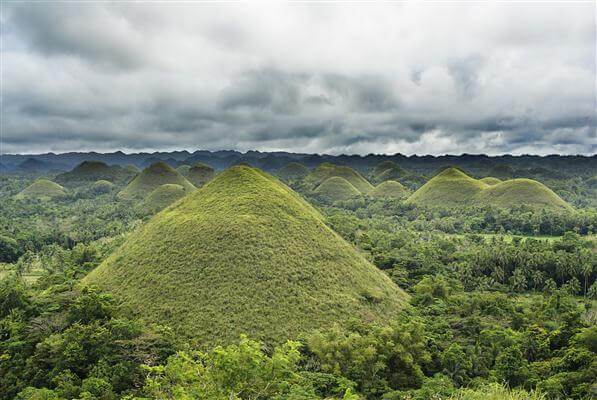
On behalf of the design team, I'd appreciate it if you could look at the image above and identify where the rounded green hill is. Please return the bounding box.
[83,166,408,345]
[369,180,408,199]
[371,161,406,184]
[117,162,195,200]
[306,163,373,194]
[277,162,310,182]
[15,179,67,200]
[55,161,135,186]
[407,168,571,211]
[186,163,215,187]
[314,177,361,202]
[477,179,573,211]
[136,184,188,215]
[91,180,115,194]
[406,167,487,208]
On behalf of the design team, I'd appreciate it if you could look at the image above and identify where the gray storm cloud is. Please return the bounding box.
[2,2,595,155]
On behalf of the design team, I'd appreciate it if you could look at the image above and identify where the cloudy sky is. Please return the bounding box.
[2,2,595,155]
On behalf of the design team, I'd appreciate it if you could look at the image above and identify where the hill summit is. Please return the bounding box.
[407,167,571,211]
[117,162,195,200]
[314,176,361,202]
[55,161,136,186]
[369,180,408,199]
[15,179,67,200]
[306,163,373,194]
[277,162,310,182]
[84,166,407,345]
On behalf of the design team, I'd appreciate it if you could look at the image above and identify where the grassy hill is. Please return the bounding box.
[136,184,188,215]
[55,161,136,186]
[15,179,67,200]
[306,163,373,194]
[369,180,409,199]
[370,161,406,184]
[314,177,361,202]
[479,177,502,186]
[83,166,408,345]
[91,180,115,194]
[406,168,487,208]
[117,162,195,200]
[407,168,571,211]
[185,163,215,187]
[477,179,573,211]
[277,162,310,182]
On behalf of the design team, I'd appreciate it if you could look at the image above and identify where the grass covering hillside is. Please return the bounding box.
[277,162,310,181]
[306,163,374,194]
[477,179,573,211]
[371,160,406,183]
[369,180,409,199]
[185,162,215,187]
[479,177,502,185]
[136,184,188,215]
[91,180,115,194]
[14,179,67,200]
[55,161,135,186]
[406,168,487,208]
[407,168,572,211]
[117,162,195,200]
[314,176,361,202]
[83,166,407,345]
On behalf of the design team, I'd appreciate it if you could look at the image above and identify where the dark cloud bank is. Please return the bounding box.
[2,3,596,155]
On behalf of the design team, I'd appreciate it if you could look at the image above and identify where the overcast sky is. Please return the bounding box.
[2,2,596,155]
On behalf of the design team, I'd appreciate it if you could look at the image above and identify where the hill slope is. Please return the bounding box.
[477,179,573,211]
[84,166,407,345]
[136,184,188,214]
[406,168,487,208]
[369,180,409,199]
[479,177,502,186]
[117,162,195,200]
[185,163,215,187]
[314,177,361,202]
[55,161,135,186]
[306,163,373,194]
[15,179,67,200]
[407,168,571,211]
[277,162,310,182]
[371,161,406,184]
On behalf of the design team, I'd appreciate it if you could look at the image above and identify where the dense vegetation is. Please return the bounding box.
[0,155,595,399]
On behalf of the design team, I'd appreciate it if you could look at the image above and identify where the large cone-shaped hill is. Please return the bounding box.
[314,177,361,202]
[118,162,195,200]
[55,161,137,186]
[369,180,409,199]
[306,163,373,194]
[15,179,67,200]
[407,168,571,211]
[84,166,407,345]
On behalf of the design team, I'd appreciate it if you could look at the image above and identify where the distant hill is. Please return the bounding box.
[277,162,309,182]
[369,180,409,199]
[91,180,115,194]
[117,162,195,200]
[314,177,361,202]
[84,166,408,345]
[185,163,215,187]
[406,167,572,211]
[15,179,67,200]
[477,179,573,211]
[306,163,374,194]
[136,184,188,215]
[16,158,67,172]
[480,177,502,186]
[55,161,136,186]
[370,161,406,184]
